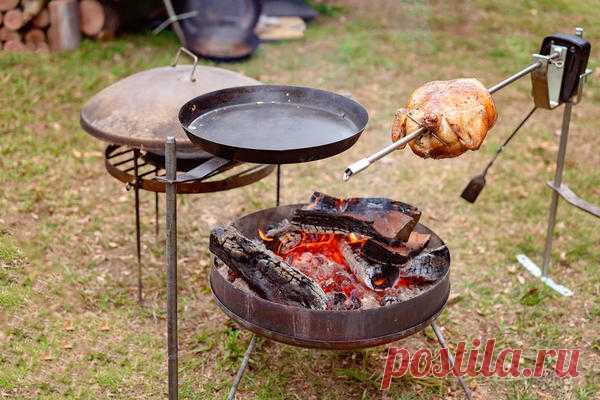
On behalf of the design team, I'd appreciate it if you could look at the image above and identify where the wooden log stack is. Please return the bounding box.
[1,0,118,52]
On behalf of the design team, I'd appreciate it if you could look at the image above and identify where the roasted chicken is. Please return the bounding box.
[391,78,497,159]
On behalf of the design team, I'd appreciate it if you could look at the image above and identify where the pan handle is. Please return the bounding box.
[171,47,198,83]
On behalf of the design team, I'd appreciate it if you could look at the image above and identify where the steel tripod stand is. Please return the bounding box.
[226,320,473,399]
[516,99,600,296]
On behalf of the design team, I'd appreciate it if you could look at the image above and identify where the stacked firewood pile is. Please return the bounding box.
[0,0,118,52]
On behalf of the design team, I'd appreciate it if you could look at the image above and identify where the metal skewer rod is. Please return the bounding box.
[487,61,542,94]
[343,61,543,181]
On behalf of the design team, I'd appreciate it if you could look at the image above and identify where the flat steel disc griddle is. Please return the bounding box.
[179,85,369,164]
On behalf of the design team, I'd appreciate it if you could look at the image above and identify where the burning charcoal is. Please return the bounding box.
[380,295,403,306]
[210,225,328,310]
[362,231,431,265]
[397,245,449,282]
[327,292,347,307]
[347,293,362,310]
[227,268,240,282]
[361,292,382,309]
[292,192,421,244]
[326,292,362,310]
[339,241,399,291]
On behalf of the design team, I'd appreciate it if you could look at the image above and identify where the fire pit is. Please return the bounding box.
[207,195,470,399]
[209,202,450,350]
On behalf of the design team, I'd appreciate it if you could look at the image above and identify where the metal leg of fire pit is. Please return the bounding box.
[227,335,257,400]
[133,149,143,303]
[227,170,282,399]
[516,102,574,297]
[165,137,179,400]
[431,321,473,400]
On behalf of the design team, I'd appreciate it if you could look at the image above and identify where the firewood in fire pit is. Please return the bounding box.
[362,231,431,265]
[292,192,421,244]
[342,240,448,291]
[210,225,328,310]
[339,240,399,291]
[398,245,448,282]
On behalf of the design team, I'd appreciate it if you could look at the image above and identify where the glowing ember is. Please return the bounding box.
[256,224,415,307]
[347,232,367,245]
[279,232,348,268]
[258,229,274,242]
[258,229,385,300]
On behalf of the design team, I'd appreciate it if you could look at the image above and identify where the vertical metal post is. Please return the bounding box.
[155,191,160,237]
[165,137,178,400]
[541,101,572,277]
[133,149,143,303]
[276,165,281,206]
[431,321,473,400]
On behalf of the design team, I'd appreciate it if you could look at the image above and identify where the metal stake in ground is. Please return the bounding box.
[165,137,178,400]
[516,101,575,297]
[133,148,143,303]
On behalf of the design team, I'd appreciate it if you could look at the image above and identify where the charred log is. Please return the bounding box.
[398,245,449,282]
[339,241,399,291]
[210,225,328,310]
[265,219,297,237]
[342,240,448,290]
[292,192,421,244]
[362,231,431,265]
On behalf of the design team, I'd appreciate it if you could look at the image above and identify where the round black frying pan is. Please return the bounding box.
[176,0,262,62]
[179,85,369,164]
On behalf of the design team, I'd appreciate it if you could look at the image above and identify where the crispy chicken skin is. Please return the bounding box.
[391,78,497,159]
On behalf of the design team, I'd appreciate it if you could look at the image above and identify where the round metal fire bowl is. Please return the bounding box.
[210,204,450,350]
[104,144,275,194]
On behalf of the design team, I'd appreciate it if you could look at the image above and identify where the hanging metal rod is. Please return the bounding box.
[343,61,544,181]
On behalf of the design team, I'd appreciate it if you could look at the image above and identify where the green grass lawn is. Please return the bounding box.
[1,0,599,398]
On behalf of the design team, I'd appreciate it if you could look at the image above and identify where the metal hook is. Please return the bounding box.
[172,47,199,82]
